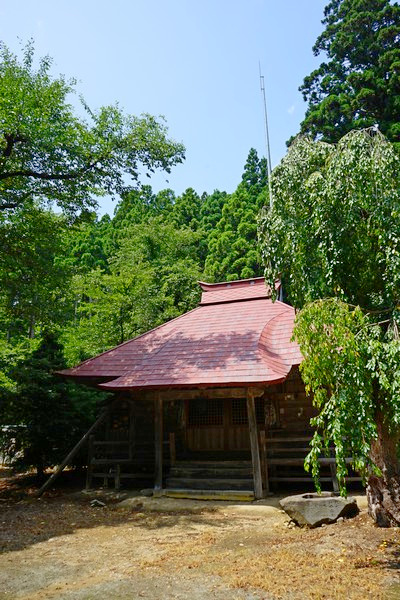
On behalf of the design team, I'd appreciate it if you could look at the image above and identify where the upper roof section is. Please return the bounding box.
[199,277,279,305]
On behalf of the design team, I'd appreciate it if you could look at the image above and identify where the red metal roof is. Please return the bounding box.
[60,278,302,391]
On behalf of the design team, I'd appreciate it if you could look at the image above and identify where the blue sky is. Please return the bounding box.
[1,0,328,215]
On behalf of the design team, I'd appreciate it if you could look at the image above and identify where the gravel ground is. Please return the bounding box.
[0,472,400,600]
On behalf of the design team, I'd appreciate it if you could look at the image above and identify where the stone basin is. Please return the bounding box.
[279,491,359,528]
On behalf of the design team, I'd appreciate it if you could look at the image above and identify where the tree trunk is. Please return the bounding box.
[366,411,400,527]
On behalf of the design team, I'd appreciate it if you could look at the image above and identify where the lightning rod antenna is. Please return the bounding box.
[259,63,273,207]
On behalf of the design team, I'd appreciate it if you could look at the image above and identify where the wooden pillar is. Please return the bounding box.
[86,435,95,490]
[115,464,121,491]
[169,432,176,466]
[154,394,163,496]
[128,400,135,460]
[259,429,270,496]
[247,388,263,500]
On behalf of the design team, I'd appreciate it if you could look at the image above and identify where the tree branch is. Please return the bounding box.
[0,201,19,210]
[0,159,100,182]
[0,191,33,211]
[2,134,27,158]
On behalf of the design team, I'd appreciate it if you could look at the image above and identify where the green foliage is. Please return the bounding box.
[260,129,400,493]
[63,213,110,274]
[261,129,400,310]
[112,185,174,231]
[0,42,185,216]
[1,332,103,474]
[0,36,272,477]
[63,220,202,364]
[297,0,400,143]
[167,187,202,230]
[0,337,38,400]
[0,205,73,338]
[204,149,267,281]
[294,300,381,491]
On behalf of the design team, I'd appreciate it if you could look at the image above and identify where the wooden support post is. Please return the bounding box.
[259,430,270,496]
[247,388,263,500]
[86,435,95,490]
[115,464,121,491]
[169,432,176,466]
[129,401,135,460]
[154,394,163,497]
[35,405,112,497]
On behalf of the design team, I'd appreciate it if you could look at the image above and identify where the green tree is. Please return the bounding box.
[0,205,72,339]
[64,213,111,274]
[167,187,202,230]
[199,190,228,233]
[259,129,400,525]
[2,331,100,476]
[0,42,185,216]
[204,149,267,281]
[240,148,268,195]
[63,220,202,363]
[297,0,400,143]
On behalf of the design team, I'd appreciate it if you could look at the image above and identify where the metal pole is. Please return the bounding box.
[259,65,273,207]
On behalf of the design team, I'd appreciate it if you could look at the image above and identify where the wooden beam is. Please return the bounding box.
[35,405,112,497]
[247,388,263,500]
[154,394,163,497]
[142,387,265,402]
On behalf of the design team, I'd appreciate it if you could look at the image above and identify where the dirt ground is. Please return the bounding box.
[1,470,400,600]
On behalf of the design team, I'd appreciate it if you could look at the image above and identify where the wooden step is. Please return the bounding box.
[91,472,151,480]
[169,466,253,478]
[268,476,331,482]
[164,489,255,502]
[166,477,254,491]
[268,457,352,466]
[174,460,252,468]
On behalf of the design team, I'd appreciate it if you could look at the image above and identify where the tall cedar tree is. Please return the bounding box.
[297,0,400,143]
[204,149,267,281]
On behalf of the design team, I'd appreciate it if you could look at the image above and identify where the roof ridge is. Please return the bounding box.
[198,277,265,291]
[200,294,270,306]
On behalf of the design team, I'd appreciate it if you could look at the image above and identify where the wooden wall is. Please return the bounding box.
[98,367,314,458]
[264,367,315,437]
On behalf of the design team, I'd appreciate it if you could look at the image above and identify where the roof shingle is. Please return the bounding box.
[60,278,302,390]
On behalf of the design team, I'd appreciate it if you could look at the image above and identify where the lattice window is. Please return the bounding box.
[231,398,248,425]
[231,398,266,425]
[187,398,223,427]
